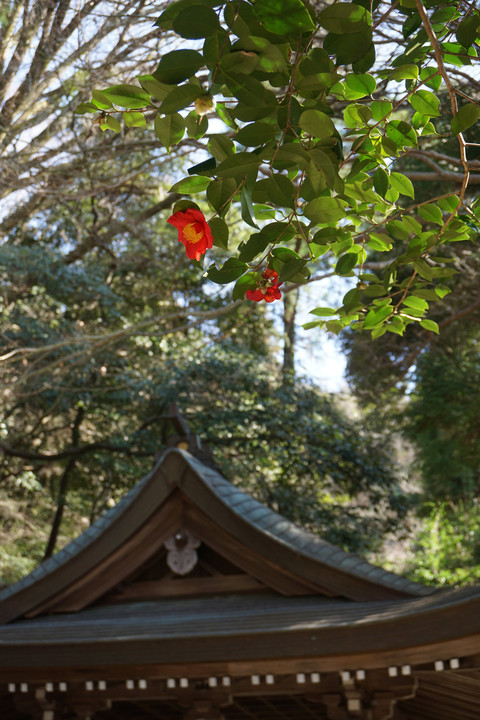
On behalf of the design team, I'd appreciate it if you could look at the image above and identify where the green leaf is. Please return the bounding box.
[207,177,238,214]
[92,89,113,109]
[207,258,248,284]
[253,0,316,34]
[367,232,392,252]
[299,109,335,139]
[169,176,211,194]
[420,318,440,334]
[324,28,373,65]
[154,113,185,149]
[310,307,337,317]
[373,168,388,197]
[390,172,415,198]
[253,175,296,209]
[123,111,146,128]
[100,116,121,132]
[363,304,392,329]
[371,100,393,122]
[156,0,221,30]
[241,185,258,229]
[388,64,419,81]
[208,134,235,162]
[102,84,151,109]
[233,273,258,300]
[208,217,229,249]
[220,50,259,75]
[138,75,172,101]
[335,252,358,275]
[456,15,480,48]
[188,157,217,176]
[318,3,371,34]
[238,233,270,262]
[160,83,203,114]
[418,203,444,225]
[235,121,279,146]
[409,90,441,117]
[344,73,376,100]
[215,152,262,179]
[304,196,348,225]
[451,103,480,135]
[185,111,209,139]
[173,5,220,38]
[403,295,428,311]
[278,258,308,282]
[154,50,205,84]
[75,102,99,114]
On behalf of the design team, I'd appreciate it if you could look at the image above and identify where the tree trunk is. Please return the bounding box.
[43,406,84,560]
[282,289,298,387]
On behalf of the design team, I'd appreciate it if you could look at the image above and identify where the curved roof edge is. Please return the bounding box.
[0,448,431,623]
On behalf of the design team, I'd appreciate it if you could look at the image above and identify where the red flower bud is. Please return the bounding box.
[167,208,213,261]
[246,268,282,303]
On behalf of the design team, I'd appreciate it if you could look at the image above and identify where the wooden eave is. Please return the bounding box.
[1,587,480,678]
[0,449,429,625]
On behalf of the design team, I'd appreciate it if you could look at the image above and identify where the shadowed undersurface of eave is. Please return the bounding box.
[1,587,480,647]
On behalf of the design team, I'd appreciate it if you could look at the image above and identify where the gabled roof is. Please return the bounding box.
[0,448,430,625]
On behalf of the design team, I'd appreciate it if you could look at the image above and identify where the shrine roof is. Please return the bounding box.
[0,448,430,624]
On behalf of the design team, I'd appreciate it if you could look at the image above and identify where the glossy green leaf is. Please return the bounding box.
[138,75,172,101]
[451,103,480,135]
[456,15,480,48]
[215,152,262,179]
[160,84,203,114]
[100,116,121,132]
[344,73,376,100]
[123,111,147,128]
[409,90,441,117]
[324,28,373,65]
[363,304,392,329]
[318,3,371,34]
[156,0,221,30]
[154,113,185,149]
[238,233,270,262]
[304,196,348,225]
[388,64,419,81]
[420,318,440,334]
[169,176,211,194]
[235,121,279,146]
[207,257,248,284]
[102,84,151,109]
[390,172,415,198]
[335,252,358,275]
[154,50,205,85]
[75,102,98,114]
[173,5,220,38]
[208,135,235,162]
[185,112,209,139]
[220,50,259,75]
[253,0,315,34]
[299,109,335,139]
[208,217,229,249]
[418,203,444,225]
[232,273,258,300]
[207,177,238,214]
[373,168,388,197]
[240,185,258,228]
[92,89,113,109]
[253,175,296,209]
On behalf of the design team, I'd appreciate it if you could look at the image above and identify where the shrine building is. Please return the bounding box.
[1,431,480,720]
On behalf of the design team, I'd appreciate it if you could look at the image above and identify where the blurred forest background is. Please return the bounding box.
[1,0,480,588]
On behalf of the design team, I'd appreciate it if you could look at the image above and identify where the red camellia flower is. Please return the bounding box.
[167,208,213,261]
[246,268,282,303]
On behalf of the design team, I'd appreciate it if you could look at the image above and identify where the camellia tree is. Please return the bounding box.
[77,0,480,339]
